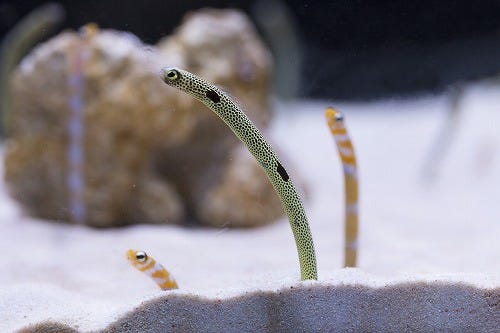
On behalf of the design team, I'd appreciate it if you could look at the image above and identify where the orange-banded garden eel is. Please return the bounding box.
[325,107,359,267]
[127,250,178,290]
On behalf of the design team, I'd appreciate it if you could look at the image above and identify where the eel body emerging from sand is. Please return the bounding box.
[127,249,178,290]
[325,107,359,267]
[160,67,318,280]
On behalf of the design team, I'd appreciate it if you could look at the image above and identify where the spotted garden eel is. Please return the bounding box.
[160,67,317,280]
[325,107,359,267]
[127,249,178,290]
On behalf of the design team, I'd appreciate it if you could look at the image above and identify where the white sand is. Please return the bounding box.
[1,85,499,332]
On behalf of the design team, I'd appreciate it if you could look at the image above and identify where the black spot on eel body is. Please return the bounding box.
[276,161,289,181]
[206,89,221,103]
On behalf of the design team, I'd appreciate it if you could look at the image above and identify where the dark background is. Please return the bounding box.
[2,0,500,100]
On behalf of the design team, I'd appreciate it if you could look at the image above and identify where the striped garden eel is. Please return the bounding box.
[160,67,317,280]
[127,249,178,290]
[325,107,359,267]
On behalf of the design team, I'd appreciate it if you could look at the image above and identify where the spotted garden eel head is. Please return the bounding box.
[160,67,222,102]
[160,67,189,92]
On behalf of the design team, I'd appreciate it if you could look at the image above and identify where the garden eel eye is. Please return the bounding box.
[166,69,180,81]
[335,111,344,122]
[135,251,148,262]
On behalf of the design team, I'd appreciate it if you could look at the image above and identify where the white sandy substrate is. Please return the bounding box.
[1,84,500,332]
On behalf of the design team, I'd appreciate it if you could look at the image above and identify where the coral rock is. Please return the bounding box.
[5,29,186,227]
[156,8,278,227]
[197,146,284,228]
[5,9,285,228]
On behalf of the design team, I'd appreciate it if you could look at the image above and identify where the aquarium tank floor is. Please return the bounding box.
[1,95,499,332]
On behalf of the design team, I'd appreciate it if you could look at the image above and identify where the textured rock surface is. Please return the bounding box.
[155,8,278,227]
[198,146,283,228]
[4,9,282,227]
[5,29,189,227]
[157,8,272,128]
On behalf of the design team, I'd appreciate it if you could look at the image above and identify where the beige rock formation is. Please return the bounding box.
[156,8,281,227]
[4,9,284,228]
[197,145,284,228]
[5,29,187,227]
